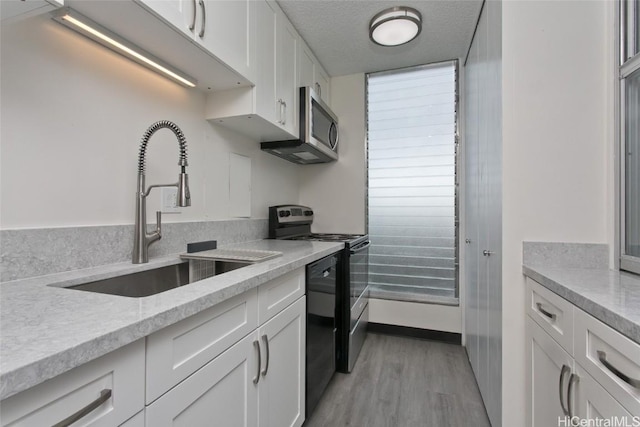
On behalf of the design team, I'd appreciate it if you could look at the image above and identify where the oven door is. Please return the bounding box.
[349,241,370,329]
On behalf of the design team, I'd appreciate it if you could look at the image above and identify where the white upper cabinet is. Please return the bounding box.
[205,0,299,141]
[276,11,297,136]
[60,0,252,91]
[298,40,330,104]
[138,0,254,82]
[199,0,255,82]
[254,0,278,125]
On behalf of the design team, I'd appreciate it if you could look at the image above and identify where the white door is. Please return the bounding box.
[526,318,574,427]
[298,42,315,90]
[276,11,297,136]
[315,67,330,103]
[199,0,253,80]
[137,0,194,38]
[574,364,633,423]
[146,333,259,427]
[258,297,305,427]
[254,0,277,124]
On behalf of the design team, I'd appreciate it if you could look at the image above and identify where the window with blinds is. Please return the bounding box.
[367,61,458,303]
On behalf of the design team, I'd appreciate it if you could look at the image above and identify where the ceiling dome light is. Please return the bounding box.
[369,6,422,47]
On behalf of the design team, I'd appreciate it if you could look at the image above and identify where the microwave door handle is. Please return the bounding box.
[329,122,338,149]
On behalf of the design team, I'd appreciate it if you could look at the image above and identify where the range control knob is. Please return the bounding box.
[304,210,313,216]
[279,210,286,217]
[283,210,291,217]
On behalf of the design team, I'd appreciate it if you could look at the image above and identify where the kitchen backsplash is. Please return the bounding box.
[522,241,609,269]
[0,219,267,282]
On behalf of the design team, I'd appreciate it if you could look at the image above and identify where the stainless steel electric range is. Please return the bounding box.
[268,205,370,375]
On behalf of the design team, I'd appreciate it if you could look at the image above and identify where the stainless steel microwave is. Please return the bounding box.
[261,87,339,164]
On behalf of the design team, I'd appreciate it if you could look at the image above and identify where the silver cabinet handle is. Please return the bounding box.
[189,0,196,31]
[597,350,640,388]
[536,302,557,320]
[253,339,261,385]
[559,365,570,416]
[51,389,112,427]
[261,334,270,377]
[198,0,205,38]
[276,99,283,124]
[281,101,287,126]
[482,250,493,256]
[567,373,579,418]
[315,82,321,98]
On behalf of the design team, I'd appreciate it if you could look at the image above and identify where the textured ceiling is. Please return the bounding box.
[278,0,483,76]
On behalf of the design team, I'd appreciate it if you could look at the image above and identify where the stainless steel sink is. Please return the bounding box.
[64,261,248,297]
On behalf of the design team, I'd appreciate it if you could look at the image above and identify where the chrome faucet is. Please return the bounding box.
[132,120,191,264]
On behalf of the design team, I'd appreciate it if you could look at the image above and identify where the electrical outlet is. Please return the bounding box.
[161,187,180,213]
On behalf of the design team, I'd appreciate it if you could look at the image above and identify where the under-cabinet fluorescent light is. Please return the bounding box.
[53,9,197,88]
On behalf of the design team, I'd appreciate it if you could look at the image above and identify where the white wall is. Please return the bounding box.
[501,1,614,425]
[0,14,299,229]
[298,73,366,234]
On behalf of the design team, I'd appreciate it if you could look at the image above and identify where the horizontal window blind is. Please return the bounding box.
[367,62,457,302]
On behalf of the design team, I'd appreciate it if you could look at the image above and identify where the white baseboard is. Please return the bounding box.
[368,298,462,333]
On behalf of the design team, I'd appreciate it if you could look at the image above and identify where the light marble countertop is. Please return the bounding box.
[0,239,343,400]
[523,264,640,345]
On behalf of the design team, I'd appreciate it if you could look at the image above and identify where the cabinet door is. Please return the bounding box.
[137,0,195,38]
[276,11,298,136]
[258,297,305,427]
[315,66,330,104]
[526,317,574,427]
[199,0,253,81]
[255,0,278,123]
[146,332,259,427]
[298,42,315,89]
[574,364,634,422]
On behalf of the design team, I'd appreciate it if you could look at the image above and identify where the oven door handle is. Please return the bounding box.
[350,241,371,254]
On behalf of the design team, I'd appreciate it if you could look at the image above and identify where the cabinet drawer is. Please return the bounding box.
[146,288,258,404]
[574,308,640,415]
[1,339,145,427]
[258,268,304,325]
[526,278,574,354]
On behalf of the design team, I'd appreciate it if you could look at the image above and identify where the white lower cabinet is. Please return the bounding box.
[145,332,259,426]
[258,297,305,427]
[526,279,640,426]
[0,268,307,427]
[145,296,306,427]
[526,317,574,427]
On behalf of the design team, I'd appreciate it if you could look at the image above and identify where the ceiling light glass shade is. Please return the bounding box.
[369,7,422,47]
[52,8,197,88]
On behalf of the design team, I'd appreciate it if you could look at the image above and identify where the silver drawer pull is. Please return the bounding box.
[567,373,579,418]
[198,0,205,38]
[559,364,570,416]
[51,389,111,427]
[253,340,261,385]
[597,350,640,388]
[189,0,196,31]
[536,302,557,320]
[261,334,270,377]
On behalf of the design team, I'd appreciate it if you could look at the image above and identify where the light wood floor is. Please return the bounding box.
[304,333,491,427]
